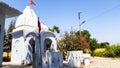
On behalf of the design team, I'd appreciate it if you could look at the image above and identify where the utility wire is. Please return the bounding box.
[88,3,120,22]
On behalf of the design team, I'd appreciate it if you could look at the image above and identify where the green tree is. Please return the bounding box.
[7,20,15,34]
[75,30,91,38]
[4,33,12,52]
[75,30,91,51]
[58,30,91,51]
[75,30,80,36]
[81,30,91,39]
[105,45,120,57]
[49,26,60,33]
[99,42,109,48]
[4,20,15,52]
[90,38,98,53]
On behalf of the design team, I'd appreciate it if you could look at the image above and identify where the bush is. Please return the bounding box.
[93,51,106,57]
[93,44,120,57]
[105,45,120,57]
[94,48,105,53]
[3,52,11,61]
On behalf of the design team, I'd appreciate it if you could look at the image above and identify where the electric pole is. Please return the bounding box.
[78,12,82,36]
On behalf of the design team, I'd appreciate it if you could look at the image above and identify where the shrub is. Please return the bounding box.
[3,52,11,61]
[93,51,106,57]
[105,45,120,57]
[105,45,116,57]
[93,44,120,57]
[94,48,105,53]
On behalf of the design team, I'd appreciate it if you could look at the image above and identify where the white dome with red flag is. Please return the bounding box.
[15,6,48,32]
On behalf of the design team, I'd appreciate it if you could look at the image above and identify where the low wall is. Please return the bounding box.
[67,51,91,67]
[42,52,63,68]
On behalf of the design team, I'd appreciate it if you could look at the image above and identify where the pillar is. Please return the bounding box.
[0,10,5,66]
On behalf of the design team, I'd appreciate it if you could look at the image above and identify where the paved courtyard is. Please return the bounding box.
[89,57,120,68]
[2,57,120,68]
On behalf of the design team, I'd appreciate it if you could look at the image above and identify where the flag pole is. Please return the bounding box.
[38,17,42,68]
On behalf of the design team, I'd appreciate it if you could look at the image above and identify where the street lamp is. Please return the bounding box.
[78,12,86,36]
[79,20,86,36]
[78,12,86,50]
[80,20,86,26]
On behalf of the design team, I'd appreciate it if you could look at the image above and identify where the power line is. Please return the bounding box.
[88,3,120,22]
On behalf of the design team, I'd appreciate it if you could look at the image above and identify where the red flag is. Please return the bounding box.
[30,0,36,6]
[38,17,41,32]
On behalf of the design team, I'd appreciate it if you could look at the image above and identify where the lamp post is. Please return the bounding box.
[78,12,86,36]
[79,21,86,50]
[78,12,86,50]
[79,20,86,36]
[78,12,86,66]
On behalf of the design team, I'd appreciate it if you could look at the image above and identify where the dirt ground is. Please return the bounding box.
[2,62,32,68]
[2,57,120,68]
[64,57,120,68]
[89,57,120,68]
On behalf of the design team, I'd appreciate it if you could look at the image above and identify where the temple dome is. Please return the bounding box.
[15,6,48,31]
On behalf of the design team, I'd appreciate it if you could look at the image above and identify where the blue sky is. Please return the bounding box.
[2,0,120,45]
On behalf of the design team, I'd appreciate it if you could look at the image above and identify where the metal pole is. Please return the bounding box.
[78,12,86,50]
[78,12,82,50]
[78,12,82,36]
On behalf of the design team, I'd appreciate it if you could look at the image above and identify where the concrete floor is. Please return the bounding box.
[2,57,120,68]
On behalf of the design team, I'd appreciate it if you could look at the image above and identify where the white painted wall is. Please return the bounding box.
[11,30,25,64]
[11,30,38,65]
[67,51,83,67]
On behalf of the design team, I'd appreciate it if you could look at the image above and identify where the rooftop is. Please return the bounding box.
[0,1,22,18]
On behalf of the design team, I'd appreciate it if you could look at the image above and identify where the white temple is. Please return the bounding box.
[0,1,21,66]
[11,6,63,68]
